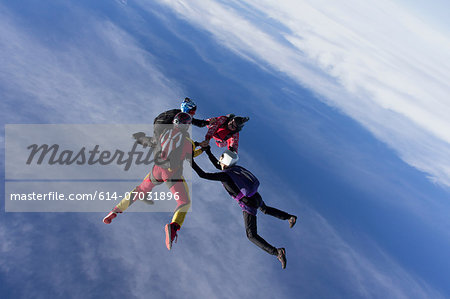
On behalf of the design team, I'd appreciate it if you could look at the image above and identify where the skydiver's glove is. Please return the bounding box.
[141,137,156,148]
[133,132,145,140]
[194,142,210,156]
[195,141,210,151]
[199,139,210,147]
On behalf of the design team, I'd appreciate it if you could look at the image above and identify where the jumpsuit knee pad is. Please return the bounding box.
[259,205,268,214]
[246,228,256,240]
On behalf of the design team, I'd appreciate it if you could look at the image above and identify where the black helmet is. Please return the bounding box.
[229,116,249,131]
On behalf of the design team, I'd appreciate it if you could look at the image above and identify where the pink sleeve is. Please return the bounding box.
[228,132,239,152]
[205,116,227,140]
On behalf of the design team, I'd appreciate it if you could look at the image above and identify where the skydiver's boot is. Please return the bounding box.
[288,215,297,228]
[103,209,122,224]
[103,211,117,224]
[164,222,180,250]
[277,248,287,269]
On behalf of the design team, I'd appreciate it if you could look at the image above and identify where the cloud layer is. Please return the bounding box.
[149,0,450,187]
[1,1,449,298]
[0,2,181,124]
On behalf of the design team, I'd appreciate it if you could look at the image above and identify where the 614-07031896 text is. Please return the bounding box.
[9,191,180,201]
[108,191,180,201]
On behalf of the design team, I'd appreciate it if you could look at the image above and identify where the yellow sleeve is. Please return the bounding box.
[190,139,204,157]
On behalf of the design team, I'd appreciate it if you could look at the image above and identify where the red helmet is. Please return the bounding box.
[173,112,192,131]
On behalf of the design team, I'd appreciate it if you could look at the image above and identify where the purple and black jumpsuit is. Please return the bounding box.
[191,148,292,256]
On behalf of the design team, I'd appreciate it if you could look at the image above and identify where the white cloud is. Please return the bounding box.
[149,0,450,187]
[0,3,182,124]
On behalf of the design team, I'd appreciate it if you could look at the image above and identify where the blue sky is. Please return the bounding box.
[1,0,450,298]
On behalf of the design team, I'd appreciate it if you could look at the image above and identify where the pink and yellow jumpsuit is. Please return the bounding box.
[112,130,203,228]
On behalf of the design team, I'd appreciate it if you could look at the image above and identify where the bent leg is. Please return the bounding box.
[259,202,291,220]
[243,211,277,255]
[168,177,191,228]
[113,170,157,213]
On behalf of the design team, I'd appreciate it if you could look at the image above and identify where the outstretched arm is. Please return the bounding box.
[192,159,241,198]
[192,118,209,127]
[191,160,229,182]
[203,146,221,170]
[203,116,226,142]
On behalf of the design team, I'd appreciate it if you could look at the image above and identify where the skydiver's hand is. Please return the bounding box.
[133,132,155,148]
[132,132,146,140]
[133,132,148,147]
[199,140,210,147]
[140,137,154,148]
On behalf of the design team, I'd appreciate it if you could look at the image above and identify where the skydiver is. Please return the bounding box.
[134,97,210,148]
[191,147,297,269]
[103,112,204,251]
[198,114,249,152]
